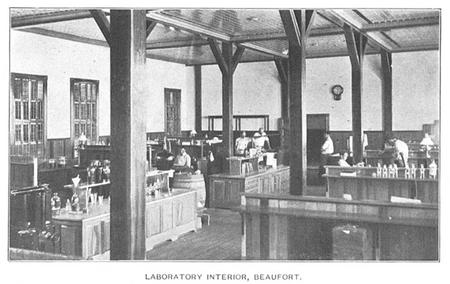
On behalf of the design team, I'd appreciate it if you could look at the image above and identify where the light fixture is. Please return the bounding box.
[282,48,289,55]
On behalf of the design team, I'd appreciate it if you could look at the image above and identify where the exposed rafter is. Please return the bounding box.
[146,38,208,50]
[208,38,228,75]
[147,11,230,42]
[146,20,157,38]
[239,42,286,59]
[320,9,394,51]
[11,10,93,28]
[231,46,245,73]
[89,10,111,46]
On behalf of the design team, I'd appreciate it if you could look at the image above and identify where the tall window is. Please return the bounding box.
[11,73,46,157]
[71,79,99,144]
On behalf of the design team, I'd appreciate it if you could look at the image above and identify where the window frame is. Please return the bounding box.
[10,72,47,155]
[70,78,100,144]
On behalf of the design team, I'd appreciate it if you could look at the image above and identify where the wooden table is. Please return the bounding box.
[240,192,438,260]
[209,166,290,209]
[324,166,438,204]
[53,201,110,260]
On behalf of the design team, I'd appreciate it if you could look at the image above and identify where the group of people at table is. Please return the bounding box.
[319,132,436,174]
[170,128,271,172]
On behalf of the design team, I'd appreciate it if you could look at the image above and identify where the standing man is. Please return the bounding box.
[319,132,334,178]
[235,131,250,155]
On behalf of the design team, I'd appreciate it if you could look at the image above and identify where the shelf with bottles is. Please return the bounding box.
[324,163,438,182]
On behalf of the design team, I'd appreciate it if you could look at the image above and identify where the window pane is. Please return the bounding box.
[37,81,44,99]
[22,79,29,100]
[80,124,86,135]
[15,125,21,142]
[87,84,91,101]
[87,103,91,118]
[92,84,97,100]
[92,124,97,141]
[31,102,37,119]
[37,101,42,119]
[15,102,21,119]
[23,102,29,120]
[80,83,86,101]
[86,124,91,139]
[14,78,22,99]
[30,124,36,142]
[92,103,96,121]
[74,83,80,102]
[23,124,29,143]
[31,80,37,100]
[74,103,80,119]
[75,124,80,137]
[81,104,87,119]
[37,124,43,141]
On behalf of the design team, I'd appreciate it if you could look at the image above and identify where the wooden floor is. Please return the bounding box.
[145,185,326,261]
[146,208,242,260]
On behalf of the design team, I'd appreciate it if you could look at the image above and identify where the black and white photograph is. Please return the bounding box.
[2,2,449,283]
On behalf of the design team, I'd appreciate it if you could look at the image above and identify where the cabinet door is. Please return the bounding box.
[226,180,243,207]
[173,193,195,226]
[211,179,225,207]
[101,220,110,253]
[85,222,102,258]
[146,203,162,237]
[59,224,82,257]
[161,200,173,232]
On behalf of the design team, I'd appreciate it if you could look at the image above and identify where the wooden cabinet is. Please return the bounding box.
[53,204,110,260]
[145,189,197,250]
[209,166,290,209]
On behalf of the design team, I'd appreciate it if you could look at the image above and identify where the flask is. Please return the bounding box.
[429,160,437,179]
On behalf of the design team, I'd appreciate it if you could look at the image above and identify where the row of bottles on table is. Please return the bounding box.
[87,160,111,184]
[375,160,437,179]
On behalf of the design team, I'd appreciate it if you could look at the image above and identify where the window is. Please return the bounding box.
[71,79,99,143]
[11,73,46,157]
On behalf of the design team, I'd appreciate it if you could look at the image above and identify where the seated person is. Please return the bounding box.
[346,152,355,166]
[420,133,434,152]
[173,148,192,172]
[235,131,251,156]
[338,151,351,167]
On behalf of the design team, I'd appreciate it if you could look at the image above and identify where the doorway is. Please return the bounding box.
[164,88,181,137]
[307,114,329,167]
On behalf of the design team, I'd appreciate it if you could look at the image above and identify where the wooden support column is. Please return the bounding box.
[381,50,393,136]
[194,65,202,133]
[110,10,147,260]
[275,58,289,165]
[344,24,367,163]
[280,9,315,195]
[209,39,245,157]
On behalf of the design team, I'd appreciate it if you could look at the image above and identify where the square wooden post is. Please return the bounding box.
[109,9,147,260]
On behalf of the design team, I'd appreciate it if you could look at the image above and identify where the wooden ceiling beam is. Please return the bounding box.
[231,46,245,74]
[208,38,229,75]
[146,38,208,50]
[239,42,287,59]
[279,10,302,48]
[361,16,439,32]
[147,11,231,42]
[11,10,93,28]
[89,10,111,46]
[146,20,157,38]
[320,9,394,52]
